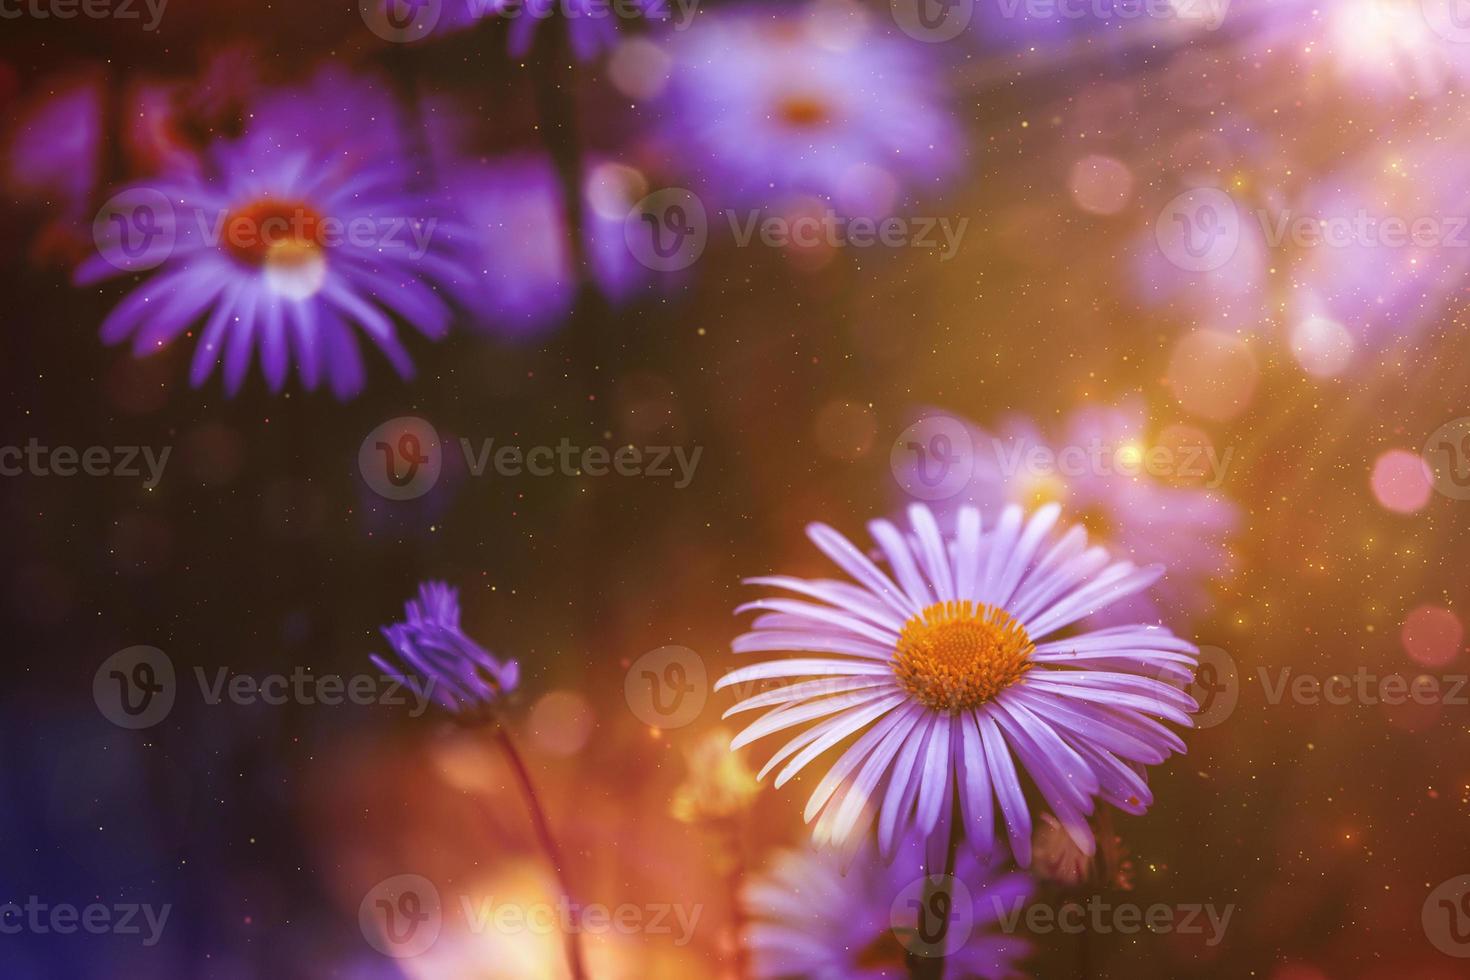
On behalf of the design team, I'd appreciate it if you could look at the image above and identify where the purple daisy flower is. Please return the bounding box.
[373,581,520,715]
[656,4,960,215]
[898,401,1239,626]
[718,502,1199,866]
[76,73,466,399]
[744,835,1032,978]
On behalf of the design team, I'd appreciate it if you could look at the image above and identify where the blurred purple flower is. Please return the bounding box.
[374,581,520,715]
[447,153,649,337]
[1286,139,1470,354]
[656,4,961,215]
[6,77,101,218]
[744,834,1032,978]
[76,72,468,398]
[898,400,1239,625]
[719,502,1198,866]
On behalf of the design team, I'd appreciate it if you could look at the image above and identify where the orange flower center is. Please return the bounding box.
[222,199,326,268]
[775,94,832,128]
[892,601,1034,713]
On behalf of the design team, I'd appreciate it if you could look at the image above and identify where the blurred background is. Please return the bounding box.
[3,0,1470,977]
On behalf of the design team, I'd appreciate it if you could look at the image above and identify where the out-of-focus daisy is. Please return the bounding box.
[718,502,1198,866]
[76,73,466,398]
[743,835,1031,978]
[898,401,1239,625]
[447,153,649,336]
[656,2,960,215]
[374,581,521,717]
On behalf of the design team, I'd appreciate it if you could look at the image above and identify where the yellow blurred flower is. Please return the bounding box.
[670,728,760,824]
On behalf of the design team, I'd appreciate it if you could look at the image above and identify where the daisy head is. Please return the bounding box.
[743,834,1032,979]
[78,77,467,399]
[374,581,520,718]
[718,502,1200,866]
[657,3,960,214]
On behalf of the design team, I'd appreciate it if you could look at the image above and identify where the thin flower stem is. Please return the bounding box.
[719,818,751,980]
[493,726,591,980]
[908,830,961,980]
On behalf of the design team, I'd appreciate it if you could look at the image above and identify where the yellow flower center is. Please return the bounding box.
[891,600,1034,713]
